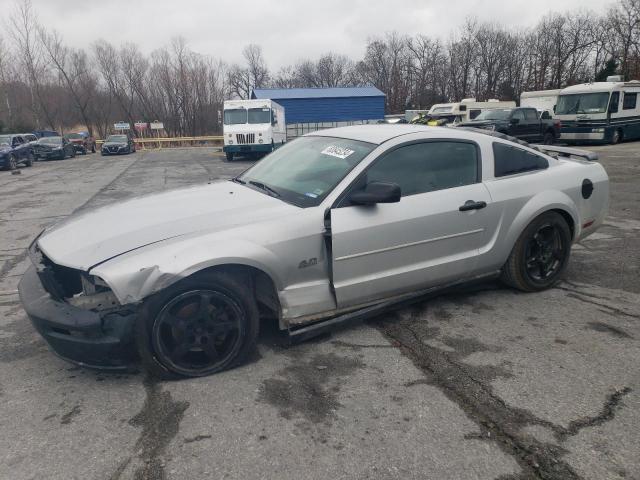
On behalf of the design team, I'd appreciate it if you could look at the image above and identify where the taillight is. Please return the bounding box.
[555,121,562,129]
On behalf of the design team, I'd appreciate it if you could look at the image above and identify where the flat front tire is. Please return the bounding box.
[136,271,260,379]
[500,211,571,292]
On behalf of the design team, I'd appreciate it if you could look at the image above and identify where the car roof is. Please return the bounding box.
[305,124,513,146]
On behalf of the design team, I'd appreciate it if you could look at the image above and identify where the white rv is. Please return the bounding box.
[223,99,286,161]
[555,78,640,144]
[520,89,561,115]
[427,98,516,123]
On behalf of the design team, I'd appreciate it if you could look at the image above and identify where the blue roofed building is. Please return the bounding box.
[251,86,385,137]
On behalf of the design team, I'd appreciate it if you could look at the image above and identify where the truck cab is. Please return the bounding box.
[223,99,286,161]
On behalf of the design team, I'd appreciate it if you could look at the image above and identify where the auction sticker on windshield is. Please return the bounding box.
[321,145,355,159]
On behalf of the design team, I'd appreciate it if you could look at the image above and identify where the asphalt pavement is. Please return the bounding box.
[0,143,638,480]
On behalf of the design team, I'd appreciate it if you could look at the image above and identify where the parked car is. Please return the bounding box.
[19,125,609,378]
[458,107,560,144]
[101,134,136,155]
[0,134,35,170]
[35,136,76,160]
[65,132,96,154]
[33,130,60,139]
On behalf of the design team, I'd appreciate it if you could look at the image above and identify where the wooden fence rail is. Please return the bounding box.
[96,136,223,149]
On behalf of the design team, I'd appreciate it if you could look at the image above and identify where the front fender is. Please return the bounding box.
[90,238,284,306]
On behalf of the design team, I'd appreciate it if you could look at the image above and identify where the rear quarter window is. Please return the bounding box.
[493,142,549,177]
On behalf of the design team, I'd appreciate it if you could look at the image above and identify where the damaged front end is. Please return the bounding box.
[18,237,138,370]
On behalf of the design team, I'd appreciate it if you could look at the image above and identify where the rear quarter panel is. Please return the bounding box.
[479,154,608,272]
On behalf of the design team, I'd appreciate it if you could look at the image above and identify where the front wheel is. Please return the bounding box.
[500,211,571,292]
[7,154,17,170]
[611,129,622,145]
[136,271,260,379]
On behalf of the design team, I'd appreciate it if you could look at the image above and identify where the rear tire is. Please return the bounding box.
[500,211,571,292]
[543,132,555,145]
[136,271,260,379]
[225,152,234,162]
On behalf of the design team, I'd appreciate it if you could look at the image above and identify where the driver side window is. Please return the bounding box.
[359,141,479,198]
[512,110,525,120]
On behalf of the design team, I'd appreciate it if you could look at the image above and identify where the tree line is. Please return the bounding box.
[0,0,639,137]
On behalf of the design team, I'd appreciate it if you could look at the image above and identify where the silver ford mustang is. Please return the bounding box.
[19,125,609,378]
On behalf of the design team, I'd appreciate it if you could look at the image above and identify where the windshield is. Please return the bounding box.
[474,109,512,120]
[38,137,62,145]
[248,108,271,124]
[555,93,610,115]
[106,135,127,142]
[0,135,10,146]
[66,133,83,139]
[237,136,375,207]
[224,108,247,125]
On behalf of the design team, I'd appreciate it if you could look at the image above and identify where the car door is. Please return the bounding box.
[12,136,25,159]
[329,140,499,309]
[509,109,526,138]
[523,109,541,141]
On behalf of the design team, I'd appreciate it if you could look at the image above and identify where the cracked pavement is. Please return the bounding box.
[0,143,638,479]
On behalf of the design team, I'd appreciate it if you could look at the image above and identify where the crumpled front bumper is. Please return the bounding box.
[19,265,137,370]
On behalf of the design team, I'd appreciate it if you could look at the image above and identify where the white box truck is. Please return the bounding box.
[520,89,562,115]
[223,99,286,161]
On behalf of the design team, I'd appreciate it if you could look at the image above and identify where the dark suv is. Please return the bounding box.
[0,134,35,170]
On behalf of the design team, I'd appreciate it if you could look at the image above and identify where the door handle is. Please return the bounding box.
[459,200,487,211]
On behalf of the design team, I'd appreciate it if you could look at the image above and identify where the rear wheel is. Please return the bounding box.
[542,131,555,145]
[225,152,234,162]
[136,271,259,379]
[500,211,571,292]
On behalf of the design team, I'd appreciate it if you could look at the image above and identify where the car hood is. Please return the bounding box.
[37,181,296,271]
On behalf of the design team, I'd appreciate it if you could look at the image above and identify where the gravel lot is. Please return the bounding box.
[0,143,638,480]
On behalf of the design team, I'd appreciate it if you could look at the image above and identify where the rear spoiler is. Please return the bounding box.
[532,145,598,161]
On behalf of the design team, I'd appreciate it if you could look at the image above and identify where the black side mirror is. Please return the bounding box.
[350,181,401,205]
[510,117,520,125]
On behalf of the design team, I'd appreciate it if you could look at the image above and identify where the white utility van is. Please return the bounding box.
[555,77,640,144]
[223,99,286,161]
[427,98,516,122]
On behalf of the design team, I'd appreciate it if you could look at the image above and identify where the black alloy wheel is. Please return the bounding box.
[151,289,246,377]
[524,223,564,282]
[500,211,571,291]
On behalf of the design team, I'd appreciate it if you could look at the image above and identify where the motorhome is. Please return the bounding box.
[427,98,516,123]
[223,99,286,161]
[555,78,640,144]
[520,89,561,114]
